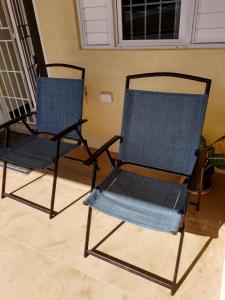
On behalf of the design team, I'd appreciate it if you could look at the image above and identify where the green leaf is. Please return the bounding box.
[208,154,225,170]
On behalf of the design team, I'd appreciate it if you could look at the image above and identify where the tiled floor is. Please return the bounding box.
[0,146,224,300]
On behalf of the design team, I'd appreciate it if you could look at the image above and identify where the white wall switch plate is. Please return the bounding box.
[100,92,113,103]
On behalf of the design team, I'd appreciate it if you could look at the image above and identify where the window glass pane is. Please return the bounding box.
[121,0,181,41]
[161,2,180,39]
[122,6,131,39]
[123,0,130,5]
[132,0,144,4]
[174,1,181,38]
[146,4,160,39]
[146,0,172,3]
[132,5,145,39]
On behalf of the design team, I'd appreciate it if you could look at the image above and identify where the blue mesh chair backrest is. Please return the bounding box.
[36,77,84,139]
[119,89,208,175]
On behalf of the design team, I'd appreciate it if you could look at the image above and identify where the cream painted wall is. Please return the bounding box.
[35,0,225,152]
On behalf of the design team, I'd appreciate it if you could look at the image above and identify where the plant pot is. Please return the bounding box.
[190,164,214,195]
[202,164,214,190]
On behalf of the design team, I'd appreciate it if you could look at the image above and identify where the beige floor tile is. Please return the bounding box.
[220,258,225,300]
[0,158,91,258]
[0,234,54,300]
[57,209,225,300]
[0,149,224,300]
[154,226,225,300]
[0,195,89,258]
[0,234,137,300]
[37,263,138,300]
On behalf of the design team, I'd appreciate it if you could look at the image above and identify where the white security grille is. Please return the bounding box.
[0,0,35,124]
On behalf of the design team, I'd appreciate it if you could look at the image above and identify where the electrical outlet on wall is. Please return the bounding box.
[100,92,113,103]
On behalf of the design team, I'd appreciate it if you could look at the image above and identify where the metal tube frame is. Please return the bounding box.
[84,146,191,294]
[0,63,92,218]
[84,185,209,295]
[84,205,187,295]
[84,72,212,294]
[0,124,92,219]
[0,127,60,218]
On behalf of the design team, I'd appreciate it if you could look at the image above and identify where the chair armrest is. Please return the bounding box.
[50,119,87,141]
[84,135,122,165]
[0,111,36,130]
[188,147,212,191]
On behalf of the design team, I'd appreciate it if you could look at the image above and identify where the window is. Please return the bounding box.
[117,0,192,47]
[76,0,225,48]
[121,0,181,40]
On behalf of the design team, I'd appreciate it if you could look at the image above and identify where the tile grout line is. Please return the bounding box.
[0,232,141,299]
[44,234,141,300]
[60,262,141,300]
[0,232,57,261]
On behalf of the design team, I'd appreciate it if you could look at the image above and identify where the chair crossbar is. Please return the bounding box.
[84,207,185,294]
[87,249,173,289]
[64,156,86,163]
[3,192,58,216]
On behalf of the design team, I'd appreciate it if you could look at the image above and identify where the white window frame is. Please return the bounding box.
[115,0,195,48]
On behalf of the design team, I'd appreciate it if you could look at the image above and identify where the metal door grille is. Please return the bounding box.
[0,0,35,124]
[10,0,36,95]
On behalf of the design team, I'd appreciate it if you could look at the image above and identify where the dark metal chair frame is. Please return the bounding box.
[83,72,212,295]
[0,63,92,219]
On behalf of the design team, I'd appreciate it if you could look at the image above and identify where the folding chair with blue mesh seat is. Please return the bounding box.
[0,63,92,219]
[83,72,211,295]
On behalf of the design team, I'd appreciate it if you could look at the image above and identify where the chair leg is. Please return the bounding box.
[49,160,59,219]
[84,207,92,258]
[1,161,7,199]
[83,139,92,159]
[171,229,185,295]
[76,129,100,170]
[83,139,100,170]
[49,140,61,219]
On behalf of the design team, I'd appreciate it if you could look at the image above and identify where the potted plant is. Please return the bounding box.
[199,134,225,192]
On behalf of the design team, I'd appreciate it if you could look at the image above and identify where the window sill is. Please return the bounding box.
[80,43,225,50]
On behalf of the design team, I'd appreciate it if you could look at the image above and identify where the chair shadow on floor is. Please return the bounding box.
[173,172,225,293]
[186,173,225,239]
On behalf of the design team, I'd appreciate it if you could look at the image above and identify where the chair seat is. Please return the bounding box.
[0,135,78,169]
[85,168,188,233]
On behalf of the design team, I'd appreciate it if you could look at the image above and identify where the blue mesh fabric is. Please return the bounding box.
[0,136,77,169]
[119,90,208,175]
[85,168,188,233]
[36,77,84,139]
